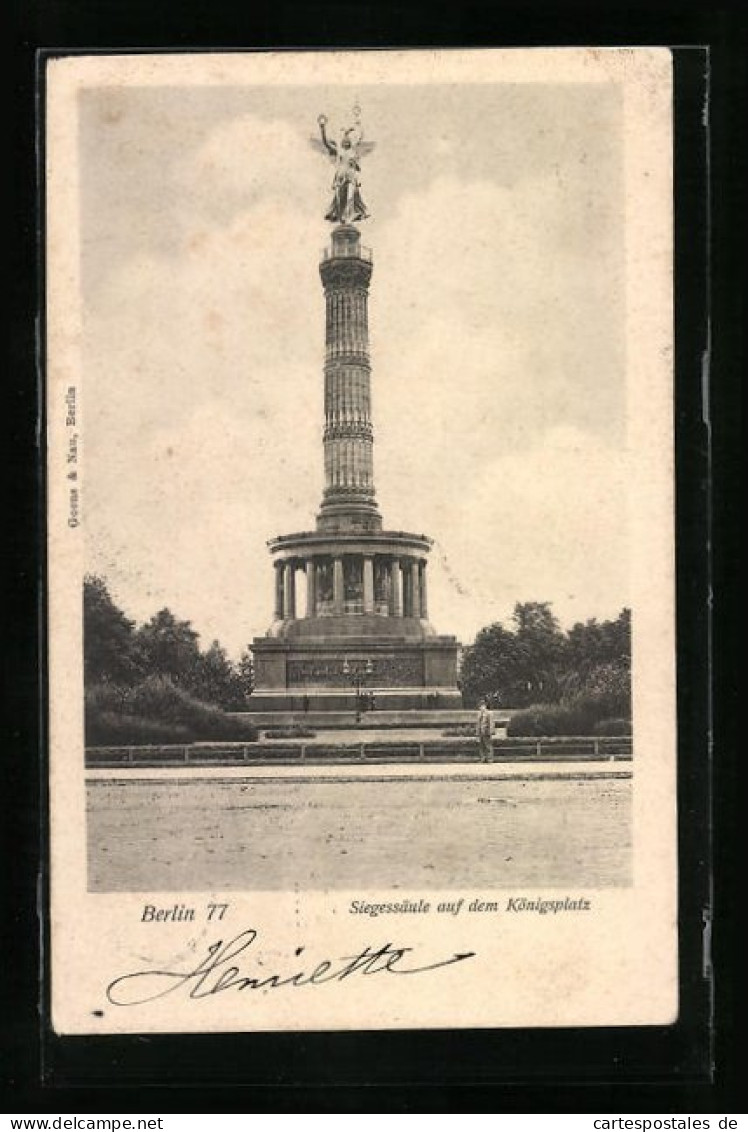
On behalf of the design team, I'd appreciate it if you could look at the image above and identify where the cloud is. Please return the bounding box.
[423,425,631,643]
[172,114,322,228]
[87,399,309,652]
[84,150,327,653]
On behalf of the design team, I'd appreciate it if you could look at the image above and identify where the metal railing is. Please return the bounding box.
[86,735,633,768]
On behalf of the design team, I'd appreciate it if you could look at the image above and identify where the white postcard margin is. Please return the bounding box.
[47,47,677,1034]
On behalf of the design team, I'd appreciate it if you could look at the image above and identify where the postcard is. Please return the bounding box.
[47,47,677,1033]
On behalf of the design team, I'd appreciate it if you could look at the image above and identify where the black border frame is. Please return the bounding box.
[6,0,743,1112]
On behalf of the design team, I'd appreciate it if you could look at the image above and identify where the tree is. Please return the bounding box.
[135,608,202,688]
[190,640,248,710]
[459,623,521,707]
[602,607,631,666]
[512,601,561,638]
[462,603,632,713]
[566,608,631,675]
[510,601,566,704]
[238,648,255,699]
[580,660,631,706]
[83,574,142,686]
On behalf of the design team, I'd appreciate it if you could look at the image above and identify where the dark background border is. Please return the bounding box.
[6,0,743,1113]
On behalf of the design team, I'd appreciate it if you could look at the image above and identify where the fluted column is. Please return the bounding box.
[401,560,410,616]
[363,556,374,614]
[390,559,403,617]
[305,559,317,618]
[333,557,344,614]
[419,561,428,619]
[274,561,285,620]
[318,227,381,532]
[410,560,421,620]
[283,562,296,620]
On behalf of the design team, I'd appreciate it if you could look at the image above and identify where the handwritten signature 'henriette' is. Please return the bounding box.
[105,929,476,1006]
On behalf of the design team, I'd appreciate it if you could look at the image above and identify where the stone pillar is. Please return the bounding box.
[419,561,428,619]
[363,556,374,614]
[391,559,403,617]
[305,559,317,618]
[401,559,411,616]
[274,561,285,620]
[410,560,421,620]
[333,557,344,614]
[283,561,296,620]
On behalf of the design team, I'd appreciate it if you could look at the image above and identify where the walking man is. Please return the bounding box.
[476,698,494,763]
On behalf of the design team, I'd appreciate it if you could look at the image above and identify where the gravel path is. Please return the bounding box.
[87,775,631,892]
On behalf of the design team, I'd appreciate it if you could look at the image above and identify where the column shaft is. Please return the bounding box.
[274,562,284,620]
[318,231,380,530]
[305,559,317,618]
[419,562,428,619]
[407,559,420,620]
[283,562,296,620]
[363,556,374,614]
[333,557,345,614]
[391,560,403,617]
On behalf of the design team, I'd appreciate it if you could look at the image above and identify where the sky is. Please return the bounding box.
[79,78,629,658]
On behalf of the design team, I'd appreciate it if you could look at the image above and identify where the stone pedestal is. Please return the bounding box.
[252,631,461,713]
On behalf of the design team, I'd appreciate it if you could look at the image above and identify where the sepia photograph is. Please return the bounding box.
[47,48,676,1033]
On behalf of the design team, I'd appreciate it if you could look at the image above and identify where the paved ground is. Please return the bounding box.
[86,760,630,782]
[87,769,632,892]
[257,727,508,742]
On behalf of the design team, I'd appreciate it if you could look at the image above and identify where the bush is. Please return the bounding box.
[85,682,129,715]
[86,710,192,746]
[122,675,218,729]
[224,719,260,741]
[507,698,632,737]
[593,717,632,736]
[442,724,481,737]
[86,674,259,744]
[507,704,587,737]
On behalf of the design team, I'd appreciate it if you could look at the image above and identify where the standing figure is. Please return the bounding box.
[476,699,494,763]
[313,109,374,224]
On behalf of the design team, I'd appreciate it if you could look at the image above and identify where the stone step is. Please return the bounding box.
[228,708,512,728]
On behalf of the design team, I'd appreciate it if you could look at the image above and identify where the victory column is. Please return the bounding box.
[251,109,461,716]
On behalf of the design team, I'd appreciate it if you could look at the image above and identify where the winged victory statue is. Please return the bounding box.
[311,105,375,224]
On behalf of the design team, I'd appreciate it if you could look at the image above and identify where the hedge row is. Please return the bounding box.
[86,676,259,744]
[507,700,632,737]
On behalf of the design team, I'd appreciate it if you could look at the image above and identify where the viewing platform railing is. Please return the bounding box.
[321,244,373,263]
